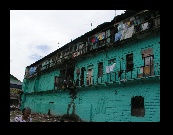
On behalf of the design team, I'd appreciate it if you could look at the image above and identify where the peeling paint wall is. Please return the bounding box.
[22,32,160,122]
[22,78,160,122]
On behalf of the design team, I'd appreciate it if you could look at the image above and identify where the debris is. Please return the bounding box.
[10,110,85,122]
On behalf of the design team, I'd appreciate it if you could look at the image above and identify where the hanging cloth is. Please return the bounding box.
[106,66,110,73]
[109,63,116,72]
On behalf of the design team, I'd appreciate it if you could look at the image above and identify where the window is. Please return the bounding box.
[76,74,79,86]
[98,62,103,78]
[80,67,85,86]
[108,58,116,66]
[74,45,77,51]
[64,49,69,58]
[87,66,93,85]
[54,76,63,89]
[25,68,29,77]
[105,30,108,38]
[36,64,42,73]
[144,55,153,67]
[126,53,133,72]
[52,56,56,64]
[131,96,145,117]
[142,48,154,76]
[75,68,80,86]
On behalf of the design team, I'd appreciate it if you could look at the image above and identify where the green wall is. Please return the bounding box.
[22,35,160,122]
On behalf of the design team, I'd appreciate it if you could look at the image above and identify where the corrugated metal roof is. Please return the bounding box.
[10,74,22,82]
[10,81,22,85]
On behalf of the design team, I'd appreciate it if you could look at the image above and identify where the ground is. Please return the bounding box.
[10,110,84,122]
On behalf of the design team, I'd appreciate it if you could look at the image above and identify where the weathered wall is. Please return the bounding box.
[77,78,160,122]
[74,35,160,84]
[22,35,160,122]
[22,78,160,122]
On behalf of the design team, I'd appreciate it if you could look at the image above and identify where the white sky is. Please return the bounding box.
[10,10,125,82]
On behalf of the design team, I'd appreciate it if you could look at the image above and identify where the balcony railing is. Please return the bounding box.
[25,15,160,79]
[75,62,160,87]
[25,62,160,93]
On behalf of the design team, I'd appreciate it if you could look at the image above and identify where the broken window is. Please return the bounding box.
[24,67,29,78]
[36,64,42,73]
[110,27,115,43]
[131,96,145,117]
[69,46,73,54]
[76,74,79,86]
[134,15,141,33]
[126,53,133,72]
[56,53,62,64]
[98,62,103,78]
[54,76,63,89]
[29,67,36,75]
[82,42,87,54]
[78,42,84,55]
[142,48,154,76]
[51,57,54,66]
[80,67,85,86]
[105,30,108,38]
[153,16,160,28]
[66,75,73,88]
[99,32,106,46]
[74,45,77,52]
[72,45,78,58]
[64,49,69,59]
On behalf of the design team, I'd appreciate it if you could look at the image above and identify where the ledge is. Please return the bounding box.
[24,75,160,93]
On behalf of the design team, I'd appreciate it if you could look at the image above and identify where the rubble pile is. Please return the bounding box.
[61,114,83,122]
[10,110,85,122]
[10,110,22,122]
[10,105,20,111]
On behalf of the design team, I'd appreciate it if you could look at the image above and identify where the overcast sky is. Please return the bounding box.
[10,10,125,82]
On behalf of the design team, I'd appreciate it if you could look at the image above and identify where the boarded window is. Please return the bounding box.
[131,96,145,117]
[126,53,133,72]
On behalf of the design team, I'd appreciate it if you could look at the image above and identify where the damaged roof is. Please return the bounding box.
[29,10,142,67]
[10,74,22,84]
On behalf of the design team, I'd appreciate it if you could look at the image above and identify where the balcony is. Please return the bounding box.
[25,15,160,79]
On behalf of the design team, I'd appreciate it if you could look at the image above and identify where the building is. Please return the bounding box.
[22,10,160,122]
[10,74,23,109]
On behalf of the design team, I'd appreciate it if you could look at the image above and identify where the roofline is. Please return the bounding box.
[28,10,145,68]
[10,81,22,85]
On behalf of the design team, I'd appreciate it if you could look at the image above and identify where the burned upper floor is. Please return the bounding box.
[24,10,160,80]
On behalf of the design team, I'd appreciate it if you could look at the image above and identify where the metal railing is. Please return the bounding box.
[25,15,160,79]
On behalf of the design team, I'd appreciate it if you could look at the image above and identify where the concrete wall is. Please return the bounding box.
[22,35,160,122]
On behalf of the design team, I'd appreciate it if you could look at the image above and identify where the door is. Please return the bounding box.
[87,69,93,85]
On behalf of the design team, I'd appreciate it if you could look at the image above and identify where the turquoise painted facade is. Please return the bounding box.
[22,10,160,122]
